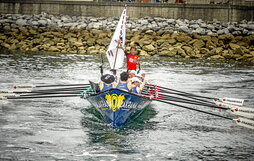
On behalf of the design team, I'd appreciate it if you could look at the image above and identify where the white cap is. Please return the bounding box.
[129,70,137,75]
[136,73,142,78]
[139,70,145,75]
[131,77,142,83]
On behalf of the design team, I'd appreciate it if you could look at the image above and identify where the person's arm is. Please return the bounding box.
[99,81,103,91]
[139,80,146,90]
[128,82,132,91]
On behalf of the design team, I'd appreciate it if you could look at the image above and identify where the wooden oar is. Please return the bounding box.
[143,95,254,130]
[147,84,245,106]
[13,83,90,89]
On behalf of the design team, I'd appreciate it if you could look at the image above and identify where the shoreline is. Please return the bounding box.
[0,13,254,64]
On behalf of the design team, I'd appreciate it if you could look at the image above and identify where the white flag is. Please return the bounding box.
[106,8,126,69]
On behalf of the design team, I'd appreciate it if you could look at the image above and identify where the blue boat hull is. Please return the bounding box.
[87,89,152,127]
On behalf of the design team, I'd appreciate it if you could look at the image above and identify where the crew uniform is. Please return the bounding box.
[116,82,130,92]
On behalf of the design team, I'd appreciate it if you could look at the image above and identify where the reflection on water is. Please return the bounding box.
[0,50,254,160]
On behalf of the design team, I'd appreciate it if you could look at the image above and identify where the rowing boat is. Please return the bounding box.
[87,88,151,127]
[85,6,152,127]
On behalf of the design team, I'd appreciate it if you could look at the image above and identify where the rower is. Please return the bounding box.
[131,77,146,94]
[99,74,116,92]
[129,70,136,79]
[139,70,146,82]
[115,72,132,92]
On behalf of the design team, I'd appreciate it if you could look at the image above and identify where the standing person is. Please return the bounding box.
[117,40,140,71]
[126,46,140,71]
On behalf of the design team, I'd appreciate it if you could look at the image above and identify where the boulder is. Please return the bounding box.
[175,47,187,57]
[193,40,205,49]
[229,43,240,50]
[175,34,192,42]
[138,39,153,46]
[48,46,60,52]
[139,50,149,56]
[206,40,216,49]
[179,26,190,33]
[143,44,155,52]
[182,46,195,56]
[168,38,177,44]
[210,55,225,59]
[16,19,27,26]
[86,38,96,46]
[38,20,47,26]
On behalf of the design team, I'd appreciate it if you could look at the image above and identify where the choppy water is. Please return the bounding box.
[0,51,254,161]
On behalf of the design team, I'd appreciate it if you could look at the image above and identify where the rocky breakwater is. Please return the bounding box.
[0,13,254,63]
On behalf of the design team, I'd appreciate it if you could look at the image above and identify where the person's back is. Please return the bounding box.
[101,83,113,92]
[116,72,131,92]
[99,74,115,92]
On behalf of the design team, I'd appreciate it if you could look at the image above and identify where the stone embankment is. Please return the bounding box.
[0,13,254,63]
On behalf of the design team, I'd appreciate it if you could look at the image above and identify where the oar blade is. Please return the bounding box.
[220,97,244,106]
[214,101,254,119]
[234,118,254,130]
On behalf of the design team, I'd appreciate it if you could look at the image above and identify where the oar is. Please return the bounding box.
[142,90,254,119]
[147,84,245,106]
[3,94,84,100]
[214,101,254,119]
[143,96,254,130]
[14,86,90,93]
[13,83,90,89]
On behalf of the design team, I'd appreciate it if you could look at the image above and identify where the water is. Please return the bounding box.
[0,51,254,161]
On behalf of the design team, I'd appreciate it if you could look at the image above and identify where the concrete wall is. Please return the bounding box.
[0,0,253,22]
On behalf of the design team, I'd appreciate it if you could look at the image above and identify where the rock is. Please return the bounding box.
[178,26,190,33]
[200,48,209,55]
[96,38,109,46]
[175,34,192,42]
[229,43,240,50]
[2,43,11,49]
[138,39,153,46]
[145,30,154,34]
[143,44,155,52]
[0,35,7,40]
[168,38,177,44]
[72,41,83,47]
[206,40,216,49]
[139,50,149,56]
[175,47,187,57]
[86,38,96,46]
[182,46,195,56]
[38,20,48,26]
[16,19,27,26]
[189,24,200,29]
[247,24,254,30]
[218,33,234,40]
[192,28,206,35]
[193,40,205,49]
[160,48,177,57]
[210,55,225,59]
[167,19,175,24]
[48,46,60,52]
